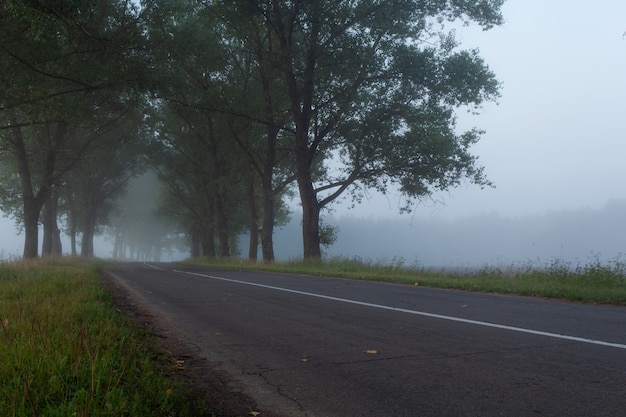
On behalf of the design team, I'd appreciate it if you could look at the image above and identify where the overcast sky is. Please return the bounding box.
[2,0,625,262]
[344,0,626,220]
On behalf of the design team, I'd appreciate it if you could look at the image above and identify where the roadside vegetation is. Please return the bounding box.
[3,256,624,416]
[0,258,213,417]
[185,255,626,306]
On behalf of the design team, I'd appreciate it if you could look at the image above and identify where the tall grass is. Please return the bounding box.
[0,258,209,417]
[466,256,626,304]
[186,255,626,305]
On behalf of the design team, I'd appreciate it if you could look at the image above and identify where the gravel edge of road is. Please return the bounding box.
[100,269,289,417]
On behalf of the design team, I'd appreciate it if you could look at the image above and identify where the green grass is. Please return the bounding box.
[0,258,212,417]
[184,255,626,305]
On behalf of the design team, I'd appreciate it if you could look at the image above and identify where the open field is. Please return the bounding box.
[0,258,213,417]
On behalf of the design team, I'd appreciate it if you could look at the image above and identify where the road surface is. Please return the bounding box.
[104,262,626,417]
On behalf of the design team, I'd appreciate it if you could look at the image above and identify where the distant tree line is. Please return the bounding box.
[0,0,504,261]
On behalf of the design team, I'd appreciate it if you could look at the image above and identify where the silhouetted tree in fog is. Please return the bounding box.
[0,0,149,258]
[235,0,503,259]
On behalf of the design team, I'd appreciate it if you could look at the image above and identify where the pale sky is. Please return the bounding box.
[345,0,626,220]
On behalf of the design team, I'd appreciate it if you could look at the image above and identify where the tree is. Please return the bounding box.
[0,0,147,258]
[0,0,505,262]
[237,0,503,259]
[144,0,298,262]
[148,96,253,258]
[143,1,226,258]
[226,5,297,263]
[144,1,270,260]
[69,107,148,257]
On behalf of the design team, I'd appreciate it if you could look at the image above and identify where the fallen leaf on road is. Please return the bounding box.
[249,407,261,416]
[414,282,419,286]
[300,353,309,362]
[364,349,378,354]
[215,332,222,336]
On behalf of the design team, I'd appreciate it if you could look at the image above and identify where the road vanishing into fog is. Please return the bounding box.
[104,263,626,417]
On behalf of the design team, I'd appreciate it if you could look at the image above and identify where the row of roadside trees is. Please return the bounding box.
[0,0,504,261]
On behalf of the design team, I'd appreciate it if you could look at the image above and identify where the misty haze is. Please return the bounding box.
[1,166,625,267]
[269,201,626,269]
[5,193,625,270]
[1,0,625,270]
[4,2,626,416]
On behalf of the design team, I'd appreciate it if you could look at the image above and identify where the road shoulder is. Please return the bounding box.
[100,269,286,417]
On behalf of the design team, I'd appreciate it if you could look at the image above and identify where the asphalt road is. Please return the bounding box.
[104,262,626,417]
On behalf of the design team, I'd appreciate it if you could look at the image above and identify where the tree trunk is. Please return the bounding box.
[259,122,278,263]
[206,114,230,258]
[245,175,259,261]
[52,229,62,255]
[260,192,276,262]
[42,201,52,256]
[190,223,201,258]
[259,45,279,263]
[215,193,230,257]
[113,228,127,259]
[42,192,62,257]
[81,209,97,257]
[10,122,47,258]
[298,179,322,259]
[22,197,41,259]
[112,227,120,259]
[283,23,323,259]
[253,121,278,263]
[294,129,322,259]
[201,222,216,258]
[81,228,95,257]
[11,120,69,258]
[248,225,259,261]
[69,207,78,256]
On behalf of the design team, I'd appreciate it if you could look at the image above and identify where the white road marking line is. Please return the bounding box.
[146,264,626,351]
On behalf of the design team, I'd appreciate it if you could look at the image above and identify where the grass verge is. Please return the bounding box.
[184,255,626,306]
[0,258,213,417]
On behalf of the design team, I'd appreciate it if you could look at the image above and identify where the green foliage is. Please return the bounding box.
[1,0,506,260]
[0,0,152,258]
[0,259,211,416]
[319,221,338,248]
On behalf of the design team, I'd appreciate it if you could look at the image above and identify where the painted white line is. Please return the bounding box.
[148,264,626,351]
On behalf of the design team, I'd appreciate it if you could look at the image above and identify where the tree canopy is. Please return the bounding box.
[0,0,504,261]
[0,0,148,258]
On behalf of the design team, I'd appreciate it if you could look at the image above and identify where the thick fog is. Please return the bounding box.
[1,199,624,266]
[272,200,626,268]
[437,0,626,221]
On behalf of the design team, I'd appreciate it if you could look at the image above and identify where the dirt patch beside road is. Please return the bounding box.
[100,270,287,417]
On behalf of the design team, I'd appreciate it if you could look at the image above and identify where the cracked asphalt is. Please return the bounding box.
[104,262,626,417]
